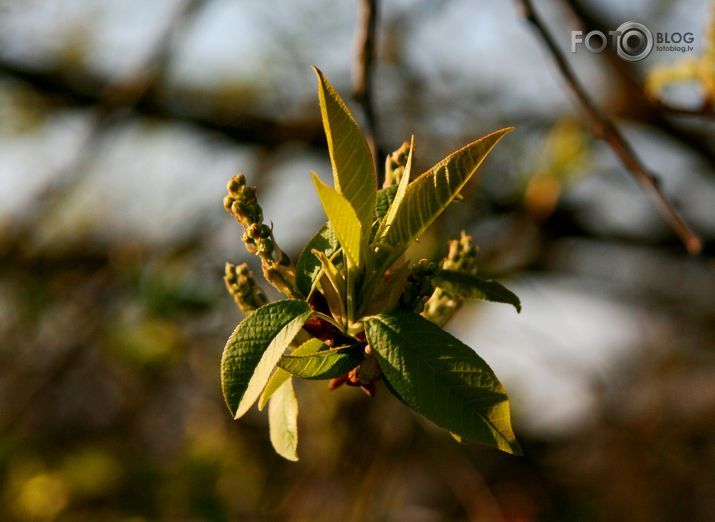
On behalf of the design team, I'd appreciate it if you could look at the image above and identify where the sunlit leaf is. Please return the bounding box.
[313,249,347,323]
[364,309,521,454]
[295,224,340,296]
[258,338,324,410]
[221,300,313,419]
[311,173,364,267]
[379,128,512,258]
[432,270,521,312]
[268,378,299,461]
[313,67,376,235]
[376,135,414,239]
[278,345,363,379]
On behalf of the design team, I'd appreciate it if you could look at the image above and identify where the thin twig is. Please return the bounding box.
[517,0,702,255]
[353,0,382,172]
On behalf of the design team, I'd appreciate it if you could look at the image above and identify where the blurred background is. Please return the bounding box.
[0,0,714,520]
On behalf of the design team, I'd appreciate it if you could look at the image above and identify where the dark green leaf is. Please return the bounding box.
[221,300,313,419]
[278,345,363,380]
[432,270,521,312]
[295,224,339,296]
[364,309,521,455]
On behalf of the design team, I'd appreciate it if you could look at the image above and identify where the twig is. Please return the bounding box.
[353,0,382,172]
[517,0,702,255]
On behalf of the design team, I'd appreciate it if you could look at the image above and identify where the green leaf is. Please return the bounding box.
[432,270,521,312]
[364,309,521,455]
[278,345,363,379]
[268,378,299,461]
[375,186,398,220]
[311,172,364,267]
[221,300,313,419]
[259,338,324,410]
[379,128,513,256]
[295,224,340,296]
[313,67,376,235]
[376,135,414,240]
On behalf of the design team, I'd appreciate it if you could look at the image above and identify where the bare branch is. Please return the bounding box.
[516,0,702,255]
[353,0,382,171]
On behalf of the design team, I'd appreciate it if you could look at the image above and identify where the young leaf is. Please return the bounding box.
[313,67,376,235]
[364,309,521,455]
[313,249,347,323]
[268,378,299,461]
[221,300,313,419]
[295,224,340,296]
[278,345,363,379]
[311,173,364,267]
[259,338,324,410]
[376,135,414,240]
[431,270,521,312]
[379,128,513,255]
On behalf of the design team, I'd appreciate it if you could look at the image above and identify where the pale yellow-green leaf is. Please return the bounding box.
[258,338,324,410]
[268,378,299,461]
[311,172,363,267]
[312,249,346,324]
[221,300,313,420]
[313,66,376,234]
[376,135,414,240]
[381,128,512,254]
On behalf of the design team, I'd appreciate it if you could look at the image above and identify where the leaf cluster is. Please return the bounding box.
[220,68,521,460]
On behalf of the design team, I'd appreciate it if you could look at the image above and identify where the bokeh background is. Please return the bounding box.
[1,0,714,520]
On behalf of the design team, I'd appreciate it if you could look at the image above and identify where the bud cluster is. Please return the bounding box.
[443,231,479,274]
[382,141,412,188]
[224,262,268,314]
[423,231,479,326]
[400,259,437,313]
[224,174,297,297]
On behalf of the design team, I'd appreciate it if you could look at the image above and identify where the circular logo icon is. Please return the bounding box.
[615,21,653,62]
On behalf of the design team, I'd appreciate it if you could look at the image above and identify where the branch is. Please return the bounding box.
[516,0,702,255]
[0,61,323,148]
[353,0,382,171]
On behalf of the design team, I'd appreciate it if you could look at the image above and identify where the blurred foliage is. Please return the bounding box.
[646,3,715,108]
[523,119,591,219]
[0,0,713,520]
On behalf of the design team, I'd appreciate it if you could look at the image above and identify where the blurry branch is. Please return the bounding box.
[517,0,702,255]
[0,60,323,147]
[561,0,715,167]
[0,62,322,152]
[353,0,383,173]
[18,0,204,237]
